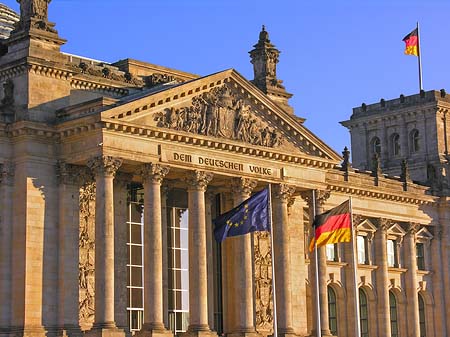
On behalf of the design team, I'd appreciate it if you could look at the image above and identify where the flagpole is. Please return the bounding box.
[312,190,322,337]
[268,184,278,337]
[350,197,361,337]
[417,21,423,91]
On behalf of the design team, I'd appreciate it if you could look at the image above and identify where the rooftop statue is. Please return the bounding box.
[16,0,55,32]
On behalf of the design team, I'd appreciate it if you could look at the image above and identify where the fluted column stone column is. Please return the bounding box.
[183,171,216,337]
[404,223,420,337]
[374,219,391,337]
[273,184,296,337]
[230,178,259,337]
[57,163,87,337]
[205,190,216,331]
[86,155,124,337]
[0,162,14,337]
[137,163,172,337]
[161,184,170,329]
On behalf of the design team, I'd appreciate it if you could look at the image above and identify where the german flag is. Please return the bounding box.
[309,200,351,252]
[403,28,419,56]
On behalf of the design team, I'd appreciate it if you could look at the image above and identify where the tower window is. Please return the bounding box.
[371,137,381,156]
[391,133,401,156]
[410,129,420,153]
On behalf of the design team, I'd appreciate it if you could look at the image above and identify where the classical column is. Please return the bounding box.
[183,171,215,337]
[86,155,124,337]
[0,162,14,336]
[161,184,170,329]
[272,184,296,337]
[374,219,391,337]
[57,163,86,337]
[230,178,259,337]
[205,190,216,330]
[404,223,420,337]
[137,163,172,337]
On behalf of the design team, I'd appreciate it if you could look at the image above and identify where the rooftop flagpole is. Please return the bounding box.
[312,190,322,337]
[268,184,278,337]
[417,21,423,91]
[350,197,361,337]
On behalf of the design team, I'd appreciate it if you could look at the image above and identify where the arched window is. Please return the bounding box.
[389,291,398,337]
[410,129,420,153]
[359,289,369,337]
[371,137,381,155]
[418,294,426,337]
[391,133,401,156]
[328,286,338,335]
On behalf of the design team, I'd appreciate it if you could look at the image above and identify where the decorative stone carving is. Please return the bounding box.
[254,231,273,333]
[315,189,331,207]
[231,177,257,197]
[1,80,14,106]
[274,184,295,202]
[17,0,50,21]
[79,181,96,330]
[145,73,183,87]
[154,84,284,148]
[87,156,122,177]
[185,170,213,191]
[139,163,170,184]
[57,161,92,186]
[378,218,393,232]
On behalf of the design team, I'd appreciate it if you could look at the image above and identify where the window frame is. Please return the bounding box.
[389,291,399,337]
[371,136,381,156]
[410,129,420,153]
[390,133,401,157]
[327,286,338,336]
[355,219,376,265]
[359,288,369,337]
[418,293,426,337]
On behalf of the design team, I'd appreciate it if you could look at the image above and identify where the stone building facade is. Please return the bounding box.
[0,2,449,337]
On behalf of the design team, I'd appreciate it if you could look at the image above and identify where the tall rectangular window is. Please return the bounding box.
[387,240,396,267]
[357,235,367,264]
[127,189,144,333]
[168,208,190,335]
[416,243,425,270]
[326,244,337,261]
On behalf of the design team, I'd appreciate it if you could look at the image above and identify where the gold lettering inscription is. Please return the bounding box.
[173,153,192,163]
[249,165,272,176]
[198,156,243,171]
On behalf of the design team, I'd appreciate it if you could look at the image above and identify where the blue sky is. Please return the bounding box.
[3,0,449,154]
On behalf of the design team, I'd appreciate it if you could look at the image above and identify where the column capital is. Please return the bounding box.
[299,189,330,208]
[231,177,257,197]
[139,163,170,184]
[87,155,122,177]
[186,170,213,191]
[407,222,421,235]
[378,218,393,232]
[274,183,296,202]
[0,161,14,185]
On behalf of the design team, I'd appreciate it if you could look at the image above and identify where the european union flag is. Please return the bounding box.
[213,188,270,243]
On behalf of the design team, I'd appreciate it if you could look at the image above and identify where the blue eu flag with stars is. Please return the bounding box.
[213,188,270,243]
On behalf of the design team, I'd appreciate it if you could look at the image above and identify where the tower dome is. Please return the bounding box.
[0,3,19,39]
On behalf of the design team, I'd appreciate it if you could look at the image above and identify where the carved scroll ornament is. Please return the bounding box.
[154,84,283,148]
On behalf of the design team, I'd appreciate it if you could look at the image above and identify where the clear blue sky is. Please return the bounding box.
[3,0,449,154]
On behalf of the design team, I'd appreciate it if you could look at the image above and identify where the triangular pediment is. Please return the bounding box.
[357,219,377,233]
[101,69,341,161]
[387,223,406,237]
[416,227,433,241]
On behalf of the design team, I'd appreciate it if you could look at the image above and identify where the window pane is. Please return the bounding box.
[131,288,143,308]
[130,245,142,266]
[359,289,369,337]
[418,294,426,337]
[326,244,335,261]
[387,240,395,267]
[131,266,142,287]
[357,236,366,264]
[416,243,425,270]
[389,291,398,337]
[130,224,142,244]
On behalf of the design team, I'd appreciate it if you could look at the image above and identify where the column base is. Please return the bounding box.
[181,325,217,337]
[85,326,126,337]
[56,326,84,337]
[269,331,299,337]
[134,324,172,337]
[307,330,335,337]
[9,326,47,337]
[227,331,261,337]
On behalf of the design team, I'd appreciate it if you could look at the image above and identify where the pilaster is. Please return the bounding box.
[374,219,391,337]
[0,162,14,337]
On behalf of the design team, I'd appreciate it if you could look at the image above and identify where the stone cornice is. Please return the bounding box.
[327,184,435,206]
[70,76,130,97]
[100,120,337,170]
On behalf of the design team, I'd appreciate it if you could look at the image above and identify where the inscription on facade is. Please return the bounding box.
[171,152,277,177]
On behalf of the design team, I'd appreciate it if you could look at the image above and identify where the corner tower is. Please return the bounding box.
[249,26,293,114]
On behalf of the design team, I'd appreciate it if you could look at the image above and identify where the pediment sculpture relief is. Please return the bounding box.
[154,85,284,148]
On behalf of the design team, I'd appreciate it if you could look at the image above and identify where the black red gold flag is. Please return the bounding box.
[309,200,351,251]
[403,28,419,56]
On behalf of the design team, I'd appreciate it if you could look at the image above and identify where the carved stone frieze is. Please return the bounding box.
[139,163,170,184]
[254,231,273,333]
[185,170,213,191]
[78,181,96,329]
[145,73,183,87]
[154,84,284,148]
[87,156,122,177]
